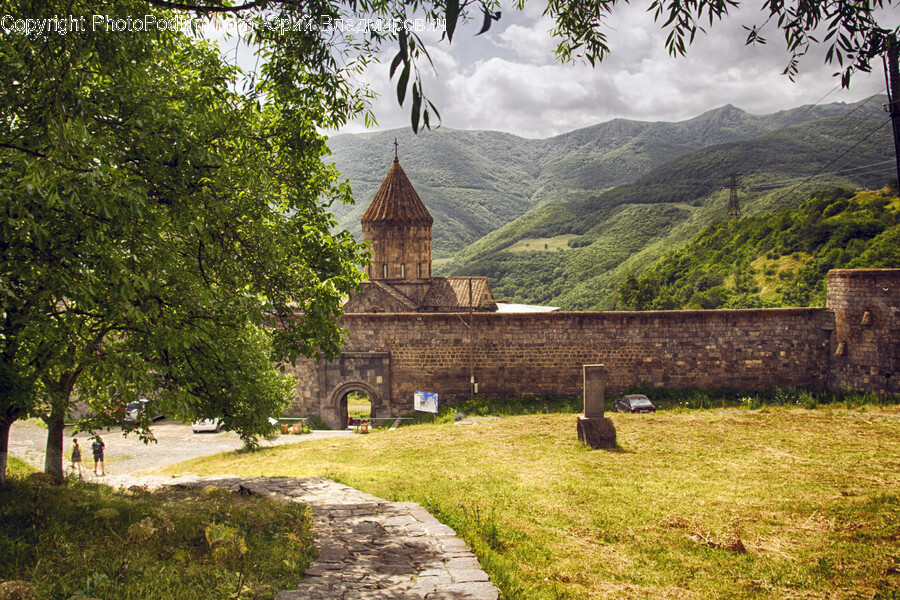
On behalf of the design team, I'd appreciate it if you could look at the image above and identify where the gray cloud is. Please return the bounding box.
[334,0,896,139]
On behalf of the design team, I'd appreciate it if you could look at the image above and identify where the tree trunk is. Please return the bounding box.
[886,35,900,187]
[0,418,12,486]
[41,363,81,484]
[44,412,65,483]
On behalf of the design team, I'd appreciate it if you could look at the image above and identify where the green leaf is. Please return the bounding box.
[411,83,422,133]
[397,62,411,106]
[477,7,499,36]
[389,51,404,78]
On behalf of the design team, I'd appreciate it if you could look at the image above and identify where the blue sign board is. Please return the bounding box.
[414,391,439,414]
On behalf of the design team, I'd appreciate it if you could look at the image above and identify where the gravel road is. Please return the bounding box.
[8,419,353,477]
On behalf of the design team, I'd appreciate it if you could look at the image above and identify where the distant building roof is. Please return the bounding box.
[494,302,560,313]
[361,157,433,226]
[421,277,495,310]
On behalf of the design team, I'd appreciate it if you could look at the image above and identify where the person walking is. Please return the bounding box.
[70,437,83,478]
[91,436,106,476]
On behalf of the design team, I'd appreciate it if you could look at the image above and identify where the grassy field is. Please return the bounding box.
[158,406,900,600]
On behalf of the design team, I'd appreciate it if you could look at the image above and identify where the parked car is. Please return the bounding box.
[191,418,221,433]
[615,394,656,413]
[124,399,165,423]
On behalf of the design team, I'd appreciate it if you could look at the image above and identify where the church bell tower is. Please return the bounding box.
[361,144,433,280]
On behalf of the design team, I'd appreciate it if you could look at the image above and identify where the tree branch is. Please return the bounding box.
[0,143,94,174]
[143,0,271,14]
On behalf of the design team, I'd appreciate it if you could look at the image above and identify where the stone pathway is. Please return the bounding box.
[103,474,499,600]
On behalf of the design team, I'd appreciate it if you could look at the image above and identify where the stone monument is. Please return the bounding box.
[577,364,617,449]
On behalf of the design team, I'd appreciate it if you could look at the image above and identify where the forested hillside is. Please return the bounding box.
[615,187,900,310]
[436,111,894,309]
[327,99,870,257]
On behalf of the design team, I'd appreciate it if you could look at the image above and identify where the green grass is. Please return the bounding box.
[437,394,582,421]
[0,471,315,599]
[347,391,371,419]
[159,403,900,600]
[5,456,37,479]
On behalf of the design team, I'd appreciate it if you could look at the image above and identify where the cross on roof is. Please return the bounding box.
[394,138,398,160]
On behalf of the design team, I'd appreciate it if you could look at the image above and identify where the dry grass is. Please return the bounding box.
[159,407,900,599]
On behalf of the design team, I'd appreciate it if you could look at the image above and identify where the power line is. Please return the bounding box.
[763,84,843,137]
[762,119,892,206]
[760,87,883,142]
[747,159,896,189]
[735,96,892,201]
[777,104,888,176]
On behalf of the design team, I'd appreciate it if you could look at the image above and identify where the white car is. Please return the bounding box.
[191,418,221,433]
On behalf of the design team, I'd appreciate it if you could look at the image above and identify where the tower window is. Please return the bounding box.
[401,264,406,278]
[382,264,388,279]
[417,263,421,278]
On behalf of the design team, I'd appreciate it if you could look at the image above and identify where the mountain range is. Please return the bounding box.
[325,95,894,309]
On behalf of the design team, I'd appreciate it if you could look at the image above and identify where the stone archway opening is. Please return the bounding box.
[329,381,386,430]
[346,391,371,421]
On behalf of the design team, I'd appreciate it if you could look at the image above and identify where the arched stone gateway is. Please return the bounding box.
[312,351,392,430]
[328,381,386,430]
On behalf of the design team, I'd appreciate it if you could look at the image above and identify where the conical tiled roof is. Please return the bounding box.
[361,157,433,226]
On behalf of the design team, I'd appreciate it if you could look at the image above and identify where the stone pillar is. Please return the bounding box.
[583,364,606,417]
[578,364,616,449]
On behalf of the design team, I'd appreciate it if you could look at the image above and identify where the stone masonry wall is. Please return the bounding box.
[352,309,833,405]
[290,270,900,426]
[362,223,431,280]
[291,308,835,422]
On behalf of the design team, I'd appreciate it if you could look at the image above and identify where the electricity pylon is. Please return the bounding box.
[726,173,743,219]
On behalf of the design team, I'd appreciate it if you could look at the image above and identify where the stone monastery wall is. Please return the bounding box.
[289,269,898,429]
[349,308,833,398]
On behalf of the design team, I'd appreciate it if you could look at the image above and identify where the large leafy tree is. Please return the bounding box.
[0,0,369,482]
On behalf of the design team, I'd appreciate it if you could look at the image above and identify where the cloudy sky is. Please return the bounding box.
[212,1,899,139]
[321,0,900,139]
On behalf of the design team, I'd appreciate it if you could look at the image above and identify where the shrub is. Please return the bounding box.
[306,415,329,430]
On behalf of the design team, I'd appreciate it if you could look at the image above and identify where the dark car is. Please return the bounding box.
[615,394,656,413]
[124,399,165,423]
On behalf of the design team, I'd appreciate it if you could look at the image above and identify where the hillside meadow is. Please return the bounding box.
[160,407,900,600]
